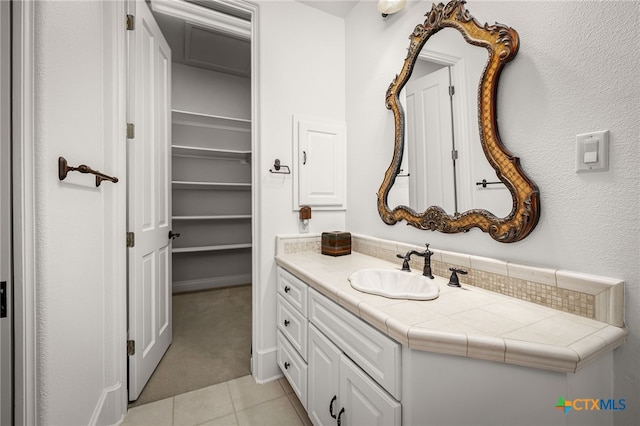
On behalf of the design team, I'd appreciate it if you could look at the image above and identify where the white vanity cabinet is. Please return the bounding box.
[275,246,627,426]
[276,267,401,426]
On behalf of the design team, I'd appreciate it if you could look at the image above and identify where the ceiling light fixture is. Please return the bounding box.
[377,0,407,17]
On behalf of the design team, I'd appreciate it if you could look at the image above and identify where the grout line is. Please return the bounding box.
[226,381,238,416]
[171,396,175,426]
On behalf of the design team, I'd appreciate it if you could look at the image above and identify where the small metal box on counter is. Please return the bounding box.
[321,231,351,256]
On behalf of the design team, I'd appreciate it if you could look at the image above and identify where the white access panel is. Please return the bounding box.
[294,116,346,210]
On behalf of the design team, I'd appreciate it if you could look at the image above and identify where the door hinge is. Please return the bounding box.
[126,232,135,248]
[451,149,459,160]
[449,85,455,96]
[127,340,135,356]
[126,14,135,31]
[127,123,135,139]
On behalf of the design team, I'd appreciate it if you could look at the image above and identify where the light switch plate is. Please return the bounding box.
[576,130,609,173]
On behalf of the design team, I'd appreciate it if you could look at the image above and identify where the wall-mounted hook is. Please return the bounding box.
[58,156,119,187]
[269,159,291,174]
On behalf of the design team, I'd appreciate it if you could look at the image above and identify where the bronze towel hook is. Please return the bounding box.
[58,156,119,187]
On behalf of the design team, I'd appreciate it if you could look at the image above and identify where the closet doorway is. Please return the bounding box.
[127,0,256,406]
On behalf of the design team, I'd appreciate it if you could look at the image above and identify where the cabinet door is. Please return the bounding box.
[308,325,341,426]
[339,355,401,426]
[295,117,346,209]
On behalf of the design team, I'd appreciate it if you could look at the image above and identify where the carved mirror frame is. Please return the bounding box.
[377,0,540,243]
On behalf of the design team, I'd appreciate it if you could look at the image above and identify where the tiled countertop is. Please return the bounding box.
[275,251,628,373]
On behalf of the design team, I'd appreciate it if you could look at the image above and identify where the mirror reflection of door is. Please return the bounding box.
[407,65,457,213]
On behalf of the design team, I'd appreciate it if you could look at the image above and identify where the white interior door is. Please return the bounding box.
[127,0,173,401]
[406,66,456,213]
[0,1,12,422]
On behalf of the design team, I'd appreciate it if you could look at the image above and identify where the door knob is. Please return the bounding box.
[168,230,181,240]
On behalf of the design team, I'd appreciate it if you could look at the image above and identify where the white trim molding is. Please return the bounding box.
[151,0,251,40]
[12,1,37,424]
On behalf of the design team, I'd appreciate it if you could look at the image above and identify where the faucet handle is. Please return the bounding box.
[448,267,467,287]
[396,253,411,271]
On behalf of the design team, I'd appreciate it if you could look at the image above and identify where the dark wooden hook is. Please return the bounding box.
[58,156,119,187]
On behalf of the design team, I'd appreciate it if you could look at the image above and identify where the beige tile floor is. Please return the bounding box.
[122,375,312,426]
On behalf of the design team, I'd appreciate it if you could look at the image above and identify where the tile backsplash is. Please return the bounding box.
[276,233,624,327]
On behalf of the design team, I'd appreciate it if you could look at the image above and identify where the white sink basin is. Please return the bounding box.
[348,269,440,301]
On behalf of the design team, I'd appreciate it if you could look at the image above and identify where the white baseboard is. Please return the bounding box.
[172,274,252,294]
[89,381,124,426]
[253,346,281,384]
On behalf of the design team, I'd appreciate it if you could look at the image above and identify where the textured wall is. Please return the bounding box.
[255,0,347,380]
[345,1,639,424]
[32,1,126,424]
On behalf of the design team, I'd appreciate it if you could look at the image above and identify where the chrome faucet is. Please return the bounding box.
[396,244,434,279]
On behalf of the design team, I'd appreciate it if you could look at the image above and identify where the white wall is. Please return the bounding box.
[345,1,639,424]
[27,2,126,424]
[255,0,346,380]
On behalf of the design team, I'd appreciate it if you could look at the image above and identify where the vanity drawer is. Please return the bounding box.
[277,267,308,315]
[277,330,308,409]
[277,294,308,360]
[308,288,401,400]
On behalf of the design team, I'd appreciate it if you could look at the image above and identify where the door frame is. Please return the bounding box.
[169,0,262,383]
[11,0,37,423]
[1,0,13,424]
[236,0,261,383]
[125,0,263,392]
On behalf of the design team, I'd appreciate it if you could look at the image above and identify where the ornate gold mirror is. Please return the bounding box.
[377,0,540,243]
